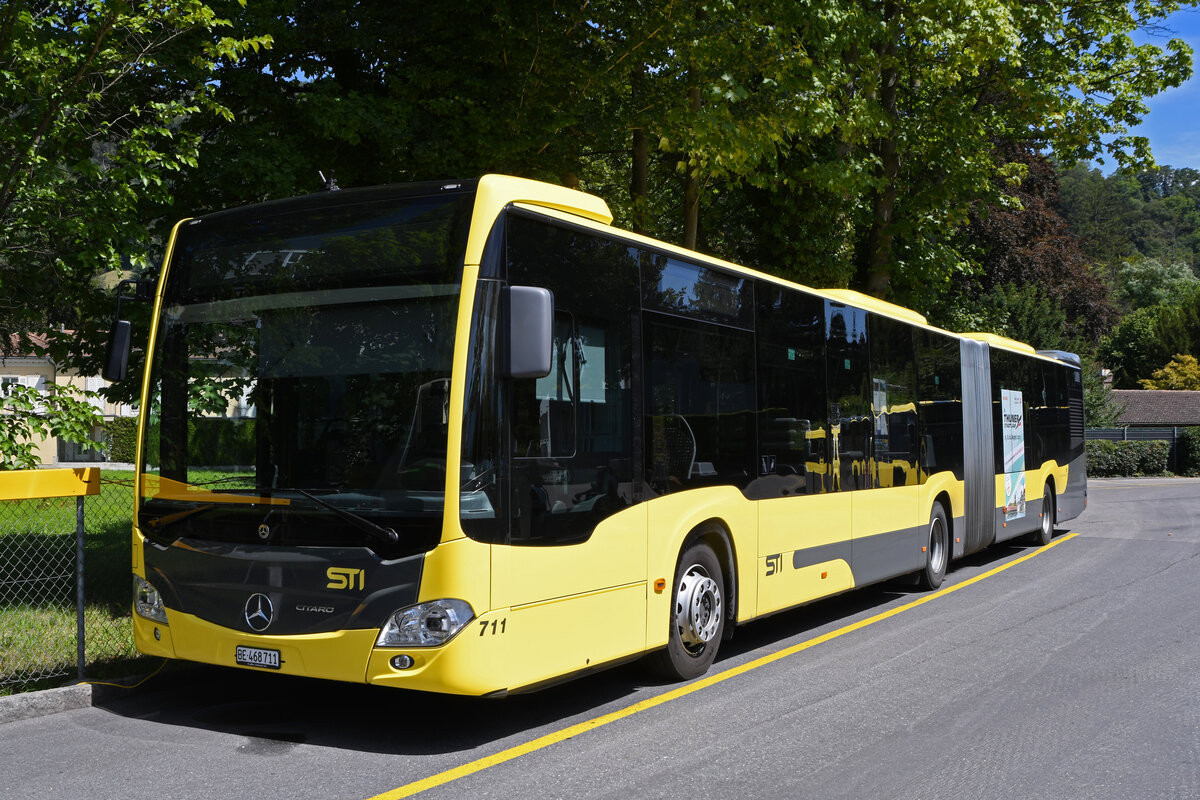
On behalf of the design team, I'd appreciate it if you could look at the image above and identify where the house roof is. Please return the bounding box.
[1111,390,1200,426]
[3,333,51,357]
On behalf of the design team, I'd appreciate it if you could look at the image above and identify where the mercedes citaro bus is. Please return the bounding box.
[104,175,1086,695]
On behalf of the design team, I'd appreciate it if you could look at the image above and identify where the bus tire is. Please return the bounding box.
[1030,485,1055,546]
[918,503,949,591]
[650,541,725,680]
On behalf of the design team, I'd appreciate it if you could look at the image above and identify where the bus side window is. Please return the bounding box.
[751,283,829,498]
[826,302,871,492]
[869,314,919,488]
[914,329,964,482]
[644,314,755,495]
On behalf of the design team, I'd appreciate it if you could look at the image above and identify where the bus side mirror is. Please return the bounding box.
[503,285,553,379]
[101,276,156,382]
[102,319,132,382]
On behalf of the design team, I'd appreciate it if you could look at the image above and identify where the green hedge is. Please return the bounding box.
[102,417,138,463]
[136,417,256,468]
[188,417,256,466]
[1176,426,1200,476]
[1085,439,1170,477]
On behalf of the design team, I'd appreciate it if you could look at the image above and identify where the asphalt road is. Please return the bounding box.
[2,478,1197,800]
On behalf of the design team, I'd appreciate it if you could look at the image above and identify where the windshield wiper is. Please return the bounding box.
[143,486,400,547]
[293,489,400,546]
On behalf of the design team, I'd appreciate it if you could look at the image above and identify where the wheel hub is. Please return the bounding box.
[929,518,947,573]
[675,567,722,650]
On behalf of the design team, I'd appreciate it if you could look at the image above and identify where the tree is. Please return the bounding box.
[1057,162,1139,267]
[703,0,1198,307]
[1113,256,1199,312]
[171,0,610,214]
[942,148,1117,345]
[7,0,1191,411]
[1099,290,1200,387]
[1139,354,1200,390]
[942,283,1070,351]
[0,1,270,376]
[1059,163,1200,278]
[0,383,100,470]
[1082,354,1124,427]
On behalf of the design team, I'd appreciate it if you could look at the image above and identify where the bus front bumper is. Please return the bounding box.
[133,608,513,696]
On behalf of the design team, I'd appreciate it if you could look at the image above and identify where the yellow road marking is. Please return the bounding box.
[367,532,1079,800]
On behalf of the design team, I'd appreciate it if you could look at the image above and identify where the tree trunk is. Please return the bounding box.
[682,84,702,250]
[630,62,649,234]
[857,2,901,298]
[860,139,899,297]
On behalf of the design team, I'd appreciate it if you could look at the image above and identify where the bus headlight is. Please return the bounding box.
[376,599,474,647]
[133,575,168,624]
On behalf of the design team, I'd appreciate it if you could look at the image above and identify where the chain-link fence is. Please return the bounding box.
[1,471,141,695]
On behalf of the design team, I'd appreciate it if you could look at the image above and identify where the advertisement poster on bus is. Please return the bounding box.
[1001,388,1026,521]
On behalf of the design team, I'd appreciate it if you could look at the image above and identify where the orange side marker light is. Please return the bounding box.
[653,578,667,593]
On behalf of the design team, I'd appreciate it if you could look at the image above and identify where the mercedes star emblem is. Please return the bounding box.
[257,523,271,540]
[244,593,274,632]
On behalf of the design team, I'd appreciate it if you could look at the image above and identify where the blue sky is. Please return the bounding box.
[1127,7,1200,168]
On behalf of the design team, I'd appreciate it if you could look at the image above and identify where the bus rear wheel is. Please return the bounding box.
[1029,486,1055,546]
[650,541,725,680]
[918,503,949,590]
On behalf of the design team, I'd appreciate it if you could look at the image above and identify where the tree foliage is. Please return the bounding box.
[1099,288,1200,387]
[0,383,100,470]
[945,148,1117,345]
[1114,256,1199,312]
[0,0,269,358]
[1139,353,1200,389]
[1082,354,1124,427]
[1059,163,1200,273]
[0,0,268,458]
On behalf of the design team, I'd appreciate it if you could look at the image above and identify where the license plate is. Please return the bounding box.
[235,645,281,670]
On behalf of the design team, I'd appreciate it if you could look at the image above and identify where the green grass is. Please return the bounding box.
[0,604,145,695]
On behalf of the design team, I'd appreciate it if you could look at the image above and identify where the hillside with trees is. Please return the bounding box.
[1052,162,1200,388]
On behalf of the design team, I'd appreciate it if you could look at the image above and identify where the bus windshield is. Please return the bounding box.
[138,187,474,557]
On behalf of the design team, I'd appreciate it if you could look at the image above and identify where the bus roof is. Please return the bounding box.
[821,289,928,326]
[960,332,1037,356]
[466,175,613,265]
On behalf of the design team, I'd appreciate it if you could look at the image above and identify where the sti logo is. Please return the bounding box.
[326,567,365,591]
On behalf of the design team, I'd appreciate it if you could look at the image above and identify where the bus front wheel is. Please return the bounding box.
[918,503,949,590]
[650,541,725,680]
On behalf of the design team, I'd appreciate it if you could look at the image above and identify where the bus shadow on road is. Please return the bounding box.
[91,658,650,756]
[91,541,1035,757]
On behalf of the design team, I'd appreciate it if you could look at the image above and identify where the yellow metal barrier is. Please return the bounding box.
[0,467,100,501]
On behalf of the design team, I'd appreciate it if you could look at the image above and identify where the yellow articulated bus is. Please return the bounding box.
[106,175,1086,696]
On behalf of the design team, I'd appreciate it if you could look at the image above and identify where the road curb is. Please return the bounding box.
[0,683,94,725]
